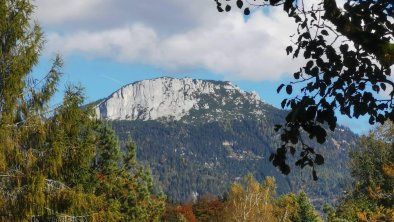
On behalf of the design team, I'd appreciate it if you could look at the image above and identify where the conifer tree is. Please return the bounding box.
[124,136,137,170]
[94,123,121,175]
[0,0,165,220]
[292,191,322,222]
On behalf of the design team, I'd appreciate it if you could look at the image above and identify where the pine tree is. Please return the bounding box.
[292,191,322,222]
[94,123,121,175]
[124,136,137,170]
[0,0,165,220]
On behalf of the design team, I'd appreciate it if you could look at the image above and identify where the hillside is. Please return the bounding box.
[94,77,358,207]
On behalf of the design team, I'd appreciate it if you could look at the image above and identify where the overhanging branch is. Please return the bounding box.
[323,0,394,66]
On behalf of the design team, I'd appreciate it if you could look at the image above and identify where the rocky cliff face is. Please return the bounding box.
[95,77,266,122]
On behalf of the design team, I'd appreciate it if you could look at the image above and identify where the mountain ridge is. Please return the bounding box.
[94,77,272,123]
[93,76,357,208]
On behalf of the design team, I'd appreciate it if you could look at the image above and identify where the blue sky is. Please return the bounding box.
[32,0,371,134]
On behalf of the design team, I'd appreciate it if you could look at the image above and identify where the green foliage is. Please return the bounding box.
[124,136,137,170]
[214,0,394,177]
[110,118,356,207]
[223,175,277,221]
[292,191,322,222]
[0,0,165,220]
[188,175,322,222]
[94,123,121,175]
[331,122,394,221]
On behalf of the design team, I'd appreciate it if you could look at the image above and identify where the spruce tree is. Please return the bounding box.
[124,136,137,170]
[292,191,322,222]
[0,0,165,220]
[94,123,121,175]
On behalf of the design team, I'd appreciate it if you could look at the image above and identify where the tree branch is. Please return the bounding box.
[323,0,394,66]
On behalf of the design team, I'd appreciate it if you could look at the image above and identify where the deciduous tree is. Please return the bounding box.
[224,175,277,221]
[214,0,394,178]
[333,122,394,221]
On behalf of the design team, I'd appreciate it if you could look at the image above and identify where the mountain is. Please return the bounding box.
[95,77,272,123]
[94,77,357,208]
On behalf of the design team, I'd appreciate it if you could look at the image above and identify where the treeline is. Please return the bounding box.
[0,1,164,220]
[162,176,322,222]
[111,118,356,205]
[2,0,394,221]
[162,122,394,221]
[324,122,394,221]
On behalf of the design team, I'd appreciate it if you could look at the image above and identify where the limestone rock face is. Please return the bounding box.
[95,77,264,121]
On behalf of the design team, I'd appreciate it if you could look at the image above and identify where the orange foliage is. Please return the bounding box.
[193,196,224,221]
[174,203,197,222]
[162,203,197,222]
[383,164,394,179]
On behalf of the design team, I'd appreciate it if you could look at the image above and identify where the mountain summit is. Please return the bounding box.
[93,77,357,206]
[95,77,268,122]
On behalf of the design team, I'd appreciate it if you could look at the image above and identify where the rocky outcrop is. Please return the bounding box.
[95,77,263,121]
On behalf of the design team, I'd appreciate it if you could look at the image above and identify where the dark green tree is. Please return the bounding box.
[214,0,394,178]
[0,0,165,220]
[94,123,121,175]
[292,191,322,222]
[332,122,394,221]
[92,127,166,221]
[124,136,137,170]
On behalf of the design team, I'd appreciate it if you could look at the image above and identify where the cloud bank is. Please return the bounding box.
[35,0,303,80]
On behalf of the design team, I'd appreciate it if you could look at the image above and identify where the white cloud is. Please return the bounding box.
[34,0,106,24]
[37,0,304,81]
[34,0,217,34]
[47,24,158,60]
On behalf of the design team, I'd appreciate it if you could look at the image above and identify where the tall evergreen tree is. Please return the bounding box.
[94,123,121,175]
[292,191,322,222]
[124,136,137,170]
[0,0,165,220]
